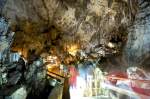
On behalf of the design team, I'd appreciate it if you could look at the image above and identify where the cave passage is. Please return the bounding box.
[0,0,150,99]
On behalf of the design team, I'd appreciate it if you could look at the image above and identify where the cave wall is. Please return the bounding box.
[103,0,150,72]
[125,0,150,68]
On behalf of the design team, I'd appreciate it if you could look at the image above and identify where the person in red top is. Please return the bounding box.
[68,64,78,88]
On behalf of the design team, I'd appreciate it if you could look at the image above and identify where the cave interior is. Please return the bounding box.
[0,0,150,99]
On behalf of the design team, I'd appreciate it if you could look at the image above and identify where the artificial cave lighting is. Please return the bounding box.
[107,42,115,48]
[67,44,79,56]
[45,55,60,70]
[18,51,22,55]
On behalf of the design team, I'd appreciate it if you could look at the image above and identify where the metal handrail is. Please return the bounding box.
[106,76,150,83]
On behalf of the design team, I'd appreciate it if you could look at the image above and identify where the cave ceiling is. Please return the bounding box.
[0,0,138,52]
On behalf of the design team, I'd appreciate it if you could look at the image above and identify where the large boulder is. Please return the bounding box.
[5,86,27,99]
